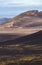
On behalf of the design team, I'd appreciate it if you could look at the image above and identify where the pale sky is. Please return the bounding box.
[0,0,42,7]
[0,0,42,18]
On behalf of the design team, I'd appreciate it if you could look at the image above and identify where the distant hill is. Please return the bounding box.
[0,18,11,24]
[0,30,42,45]
[2,10,42,28]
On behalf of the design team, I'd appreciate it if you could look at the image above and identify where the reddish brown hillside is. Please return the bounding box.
[2,10,42,28]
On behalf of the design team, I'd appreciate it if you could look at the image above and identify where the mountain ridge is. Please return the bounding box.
[0,30,42,45]
[2,10,42,28]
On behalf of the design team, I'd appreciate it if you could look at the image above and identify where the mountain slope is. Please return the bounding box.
[0,30,42,45]
[2,10,42,28]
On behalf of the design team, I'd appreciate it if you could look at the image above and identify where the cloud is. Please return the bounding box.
[0,0,23,7]
[24,2,42,6]
[0,0,42,7]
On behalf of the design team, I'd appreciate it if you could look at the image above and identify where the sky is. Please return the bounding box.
[0,0,42,18]
[0,0,42,7]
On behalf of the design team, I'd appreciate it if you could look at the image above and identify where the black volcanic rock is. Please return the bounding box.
[0,30,42,45]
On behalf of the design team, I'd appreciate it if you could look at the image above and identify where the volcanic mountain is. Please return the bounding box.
[0,10,42,44]
[2,10,42,28]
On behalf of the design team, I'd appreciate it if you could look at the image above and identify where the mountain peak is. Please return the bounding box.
[26,10,38,16]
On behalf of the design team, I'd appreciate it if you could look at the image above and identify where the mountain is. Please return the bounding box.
[0,30,42,45]
[0,18,11,24]
[2,10,42,28]
[0,10,42,65]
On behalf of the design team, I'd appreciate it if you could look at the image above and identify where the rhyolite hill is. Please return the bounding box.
[2,10,42,28]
